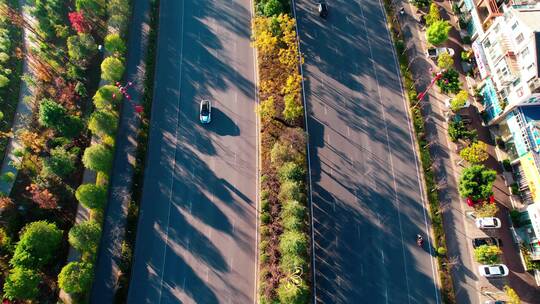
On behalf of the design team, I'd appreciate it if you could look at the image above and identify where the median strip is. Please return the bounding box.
[252,0,312,302]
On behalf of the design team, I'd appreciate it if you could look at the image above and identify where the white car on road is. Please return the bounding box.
[475,217,502,229]
[478,264,509,278]
[199,99,211,124]
[426,47,455,59]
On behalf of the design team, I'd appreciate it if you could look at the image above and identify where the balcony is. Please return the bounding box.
[476,0,505,30]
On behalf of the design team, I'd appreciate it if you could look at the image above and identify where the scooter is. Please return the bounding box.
[416,234,424,247]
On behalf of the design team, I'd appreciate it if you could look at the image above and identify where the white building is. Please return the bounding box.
[473,2,540,125]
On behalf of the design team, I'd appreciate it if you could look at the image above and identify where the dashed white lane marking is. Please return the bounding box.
[207,226,212,239]
[347,126,350,136]
[324,104,328,115]
[205,267,210,282]
[380,249,385,265]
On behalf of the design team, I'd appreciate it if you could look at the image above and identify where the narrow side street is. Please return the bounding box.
[399,0,540,303]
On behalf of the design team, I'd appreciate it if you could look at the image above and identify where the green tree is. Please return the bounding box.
[436,69,461,94]
[458,165,497,201]
[38,99,66,129]
[426,3,441,26]
[0,74,9,88]
[448,120,477,142]
[460,141,489,164]
[271,141,294,167]
[89,110,118,138]
[426,20,452,45]
[263,0,284,16]
[101,57,125,82]
[38,99,82,138]
[67,33,97,66]
[75,0,106,17]
[3,267,40,301]
[93,85,121,109]
[450,89,469,111]
[283,94,303,122]
[75,184,107,210]
[10,221,62,269]
[58,262,94,294]
[280,230,308,257]
[68,221,101,254]
[83,144,113,173]
[104,33,126,56]
[437,52,454,70]
[42,147,77,178]
[473,245,501,264]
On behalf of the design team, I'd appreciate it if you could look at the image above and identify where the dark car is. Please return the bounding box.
[318,2,328,18]
[472,237,502,248]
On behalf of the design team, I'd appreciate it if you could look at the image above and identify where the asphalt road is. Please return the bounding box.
[127,0,257,303]
[293,0,440,302]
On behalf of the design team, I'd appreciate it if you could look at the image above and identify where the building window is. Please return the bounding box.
[521,47,530,57]
[512,21,519,30]
[516,33,525,44]
[493,24,500,33]
[513,77,521,87]
[528,63,535,71]
[484,38,492,49]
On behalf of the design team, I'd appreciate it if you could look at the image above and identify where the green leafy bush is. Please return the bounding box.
[279,230,307,257]
[38,99,83,138]
[101,56,125,82]
[58,261,94,294]
[104,33,126,56]
[67,33,97,66]
[425,3,440,27]
[458,165,497,201]
[473,245,501,264]
[42,146,77,178]
[278,180,304,202]
[75,184,107,210]
[283,94,303,122]
[263,0,284,16]
[278,162,305,182]
[276,277,309,304]
[89,110,118,138]
[68,220,101,254]
[450,90,469,112]
[426,20,451,45]
[10,221,62,269]
[2,267,40,300]
[83,144,113,173]
[436,69,461,94]
[93,85,121,109]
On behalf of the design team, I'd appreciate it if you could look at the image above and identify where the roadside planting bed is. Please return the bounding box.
[252,0,312,302]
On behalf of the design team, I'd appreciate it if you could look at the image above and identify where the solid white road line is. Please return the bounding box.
[157,0,185,302]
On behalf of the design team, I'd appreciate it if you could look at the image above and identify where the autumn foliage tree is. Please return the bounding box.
[26,184,58,209]
[68,10,90,33]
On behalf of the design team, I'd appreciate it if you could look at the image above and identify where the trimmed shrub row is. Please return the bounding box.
[58,0,131,301]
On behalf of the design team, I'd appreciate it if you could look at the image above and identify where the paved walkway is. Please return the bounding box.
[399,0,540,303]
[0,0,34,195]
[90,0,150,301]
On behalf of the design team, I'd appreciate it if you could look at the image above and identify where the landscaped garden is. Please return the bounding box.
[252,0,311,302]
[0,0,131,301]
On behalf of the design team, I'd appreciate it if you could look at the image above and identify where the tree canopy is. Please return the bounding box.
[82,144,113,173]
[2,267,40,300]
[68,221,101,254]
[426,20,451,45]
[58,262,94,294]
[10,221,62,269]
[75,183,107,210]
[458,165,496,201]
[101,57,125,82]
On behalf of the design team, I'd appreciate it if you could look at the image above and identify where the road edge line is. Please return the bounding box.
[248,0,260,301]
[290,1,317,303]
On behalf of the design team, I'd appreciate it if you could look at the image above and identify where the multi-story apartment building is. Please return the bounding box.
[470,2,540,260]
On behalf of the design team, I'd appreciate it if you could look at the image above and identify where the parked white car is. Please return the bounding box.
[475,217,502,229]
[478,264,509,278]
[426,47,455,59]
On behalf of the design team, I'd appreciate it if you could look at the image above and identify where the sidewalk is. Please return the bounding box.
[399,0,540,303]
[0,0,34,195]
[89,0,151,301]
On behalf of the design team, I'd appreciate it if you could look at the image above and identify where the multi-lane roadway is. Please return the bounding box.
[294,0,440,302]
[127,0,257,303]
